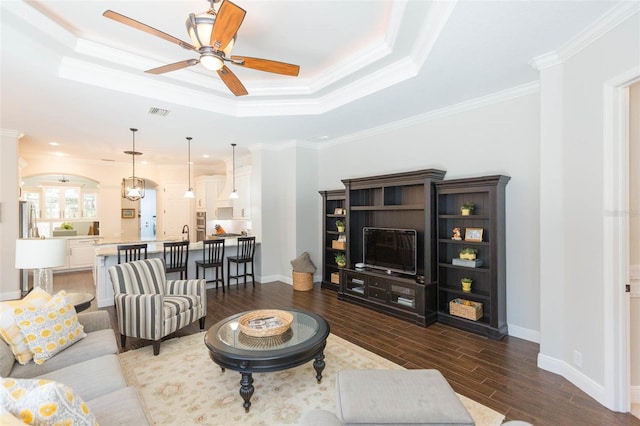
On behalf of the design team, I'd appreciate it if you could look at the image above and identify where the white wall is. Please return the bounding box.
[254,143,320,283]
[537,10,640,409]
[318,92,541,338]
[629,80,640,399]
[0,130,21,300]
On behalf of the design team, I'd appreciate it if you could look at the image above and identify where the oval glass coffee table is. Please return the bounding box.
[204,309,330,412]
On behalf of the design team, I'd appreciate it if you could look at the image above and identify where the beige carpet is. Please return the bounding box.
[119,332,505,425]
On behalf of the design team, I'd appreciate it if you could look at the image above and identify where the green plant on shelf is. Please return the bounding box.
[335,219,346,233]
[459,247,477,260]
[335,253,346,268]
[460,202,475,216]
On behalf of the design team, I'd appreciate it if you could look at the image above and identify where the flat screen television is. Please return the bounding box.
[362,227,417,275]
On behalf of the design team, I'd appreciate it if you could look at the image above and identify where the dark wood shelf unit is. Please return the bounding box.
[340,268,435,326]
[319,189,346,291]
[435,175,510,340]
[337,169,446,325]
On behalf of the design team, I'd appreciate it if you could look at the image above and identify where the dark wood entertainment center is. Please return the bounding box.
[320,169,510,339]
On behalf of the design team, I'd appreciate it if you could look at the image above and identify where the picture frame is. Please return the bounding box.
[464,227,483,242]
[334,208,345,215]
[121,208,135,219]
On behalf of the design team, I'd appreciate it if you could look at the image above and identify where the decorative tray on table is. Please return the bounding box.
[238,309,293,337]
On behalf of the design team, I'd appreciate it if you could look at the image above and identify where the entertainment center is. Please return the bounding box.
[319,169,510,339]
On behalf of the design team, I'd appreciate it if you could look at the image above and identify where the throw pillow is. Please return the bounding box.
[0,288,52,365]
[290,251,317,274]
[0,378,97,426]
[13,291,86,365]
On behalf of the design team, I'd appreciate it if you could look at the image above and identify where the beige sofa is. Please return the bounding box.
[0,310,149,425]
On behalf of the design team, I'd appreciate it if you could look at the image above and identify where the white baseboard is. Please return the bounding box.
[538,353,607,408]
[507,323,540,343]
[0,290,22,301]
[632,385,640,404]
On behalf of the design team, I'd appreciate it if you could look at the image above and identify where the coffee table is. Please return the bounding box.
[204,309,330,412]
[66,292,95,313]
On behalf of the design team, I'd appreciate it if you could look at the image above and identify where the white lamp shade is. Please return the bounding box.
[15,239,67,269]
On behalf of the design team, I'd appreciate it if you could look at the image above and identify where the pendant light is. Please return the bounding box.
[121,128,145,201]
[229,143,239,199]
[184,137,195,198]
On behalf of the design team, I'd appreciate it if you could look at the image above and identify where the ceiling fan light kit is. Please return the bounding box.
[103,0,300,96]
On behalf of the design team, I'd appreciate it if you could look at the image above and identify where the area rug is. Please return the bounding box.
[119,332,505,425]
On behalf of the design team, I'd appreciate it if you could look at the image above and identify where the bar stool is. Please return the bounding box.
[195,239,225,292]
[163,240,189,279]
[117,243,147,264]
[227,236,256,288]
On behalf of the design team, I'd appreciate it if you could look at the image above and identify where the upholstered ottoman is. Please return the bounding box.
[336,369,474,425]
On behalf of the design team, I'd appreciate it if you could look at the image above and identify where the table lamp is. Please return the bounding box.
[15,238,67,294]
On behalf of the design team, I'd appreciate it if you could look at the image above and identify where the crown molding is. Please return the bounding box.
[530,1,640,71]
[322,80,540,147]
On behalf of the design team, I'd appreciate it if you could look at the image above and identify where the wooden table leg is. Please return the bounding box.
[239,372,254,413]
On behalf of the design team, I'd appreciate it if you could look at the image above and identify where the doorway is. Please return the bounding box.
[140,189,157,239]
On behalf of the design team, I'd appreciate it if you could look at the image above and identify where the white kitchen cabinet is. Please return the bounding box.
[195,176,225,219]
[68,238,100,269]
[232,167,251,219]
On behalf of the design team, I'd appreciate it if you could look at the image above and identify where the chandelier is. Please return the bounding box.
[184,137,195,198]
[121,128,145,201]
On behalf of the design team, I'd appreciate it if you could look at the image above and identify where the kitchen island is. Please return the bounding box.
[94,238,260,307]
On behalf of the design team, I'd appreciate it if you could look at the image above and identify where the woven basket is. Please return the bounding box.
[292,271,313,291]
[449,298,483,321]
[238,309,293,337]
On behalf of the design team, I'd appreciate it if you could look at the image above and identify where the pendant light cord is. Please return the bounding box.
[130,128,137,180]
[232,143,236,192]
[187,137,192,189]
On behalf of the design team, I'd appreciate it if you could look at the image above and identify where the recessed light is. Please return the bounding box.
[49,142,60,146]
[202,154,209,158]
[53,152,66,157]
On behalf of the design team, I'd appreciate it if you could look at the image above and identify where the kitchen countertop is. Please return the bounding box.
[95,236,258,257]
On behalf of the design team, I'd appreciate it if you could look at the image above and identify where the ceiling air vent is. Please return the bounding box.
[148,107,170,117]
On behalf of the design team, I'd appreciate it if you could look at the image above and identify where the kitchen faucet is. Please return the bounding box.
[182,225,189,241]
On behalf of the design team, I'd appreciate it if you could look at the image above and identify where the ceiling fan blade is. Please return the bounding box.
[217,65,248,96]
[230,56,300,76]
[146,59,199,75]
[210,1,246,51]
[103,10,196,51]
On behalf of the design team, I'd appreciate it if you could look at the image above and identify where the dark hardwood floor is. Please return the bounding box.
[56,271,639,425]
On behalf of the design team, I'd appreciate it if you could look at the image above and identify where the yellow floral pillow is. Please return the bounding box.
[0,378,97,425]
[0,288,52,364]
[13,291,86,365]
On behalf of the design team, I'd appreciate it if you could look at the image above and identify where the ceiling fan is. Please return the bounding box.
[103,0,300,96]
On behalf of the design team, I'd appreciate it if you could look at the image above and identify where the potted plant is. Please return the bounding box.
[459,248,477,260]
[335,219,346,233]
[460,202,474,216]
[461,278,472,292]
[335,253,346,268]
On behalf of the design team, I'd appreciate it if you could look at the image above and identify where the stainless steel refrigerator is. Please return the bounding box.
[18,201,35,295]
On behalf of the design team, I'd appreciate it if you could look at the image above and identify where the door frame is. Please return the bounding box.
[603,65,640,412]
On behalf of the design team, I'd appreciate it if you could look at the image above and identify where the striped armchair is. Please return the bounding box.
[108,258,207,355]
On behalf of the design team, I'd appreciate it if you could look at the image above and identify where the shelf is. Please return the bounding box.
[350,204,424,211]
[438,215,490,220]
[327,214,346,218]
[438,239,490,246]
[439,263,490,273]
[438,285,490,300]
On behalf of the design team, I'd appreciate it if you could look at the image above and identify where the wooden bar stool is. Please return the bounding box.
[227,236,256,288]
[195,239,226,292]
[163,240,189,279]
[117,243,147,264]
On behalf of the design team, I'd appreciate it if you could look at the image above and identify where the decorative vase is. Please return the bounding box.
[337,226,345,232]
[337,261,346,268]
[461,280,472,292]
[460,252,476,260]
[461,208,471,216]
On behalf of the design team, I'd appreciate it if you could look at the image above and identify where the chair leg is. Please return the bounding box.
[153,340,161,356]
[199,317,205,330]
[251,260,255,287]
[121,334,126,348]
